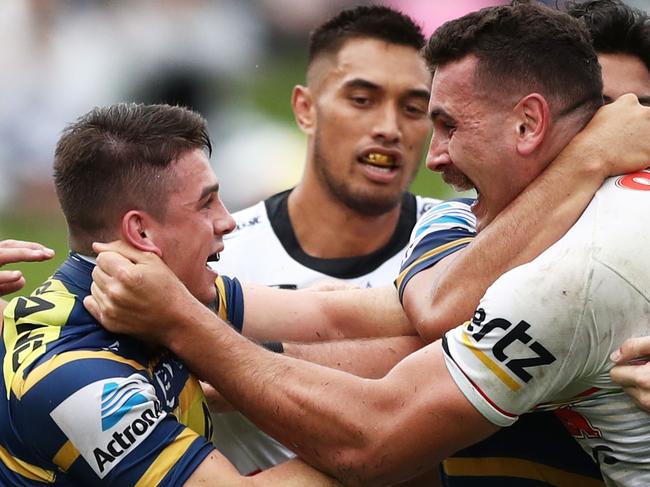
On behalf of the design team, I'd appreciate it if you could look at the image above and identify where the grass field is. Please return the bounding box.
[1,210,69,301]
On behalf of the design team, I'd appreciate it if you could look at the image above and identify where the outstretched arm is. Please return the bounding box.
[283,335,424,379]
[406,94,650,342]
[85,246,496,485]
[241,284,414,342]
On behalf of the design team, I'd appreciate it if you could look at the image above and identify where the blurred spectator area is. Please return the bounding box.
[4,0,640,295]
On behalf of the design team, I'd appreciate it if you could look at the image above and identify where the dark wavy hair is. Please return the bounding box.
[567,0,650,73]
[54,103,211,253]
[424,1,603,119]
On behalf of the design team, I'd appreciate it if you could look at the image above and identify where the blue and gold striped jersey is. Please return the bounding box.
[0,253,244,486]
[395,198,476,302]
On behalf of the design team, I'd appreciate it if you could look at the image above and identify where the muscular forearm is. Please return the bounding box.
[243,285,414,342]
[167,305,490,485]
[283,335,424,379]
[173,308,383,480]
[85,243,496,484]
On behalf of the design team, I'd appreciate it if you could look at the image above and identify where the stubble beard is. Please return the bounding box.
[441,164,474,192]
[313,134,411,217]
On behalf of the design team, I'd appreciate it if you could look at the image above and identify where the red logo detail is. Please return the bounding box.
[555,407,602,439]
[616,169,650,191]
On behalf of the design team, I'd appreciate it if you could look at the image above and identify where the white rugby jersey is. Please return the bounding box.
[213,189,439,474]
[444,171,650,486]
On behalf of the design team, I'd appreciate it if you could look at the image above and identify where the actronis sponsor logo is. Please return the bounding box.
[93,400,164,473]
[50,374,167,478]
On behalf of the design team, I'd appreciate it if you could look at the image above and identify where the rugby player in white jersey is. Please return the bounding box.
[388,2,650,484]
[211,6,440,476]
[86,3,650,486]
[569,0,650,413]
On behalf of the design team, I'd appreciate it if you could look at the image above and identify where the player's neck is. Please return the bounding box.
[288,182,402,259]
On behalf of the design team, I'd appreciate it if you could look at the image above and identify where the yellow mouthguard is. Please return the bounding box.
[366,153,393,167]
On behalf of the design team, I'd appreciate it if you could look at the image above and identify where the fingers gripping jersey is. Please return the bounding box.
[0,253,244,486]
[395,199,476,302]
[444,175,650,486]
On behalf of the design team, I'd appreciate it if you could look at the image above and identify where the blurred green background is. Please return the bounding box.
[0,0,464,301]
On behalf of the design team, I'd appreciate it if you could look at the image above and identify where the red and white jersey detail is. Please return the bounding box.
[444,176,650,486]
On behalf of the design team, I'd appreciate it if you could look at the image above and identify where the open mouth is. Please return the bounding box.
[358,152,399,173]
[206,252,220,265]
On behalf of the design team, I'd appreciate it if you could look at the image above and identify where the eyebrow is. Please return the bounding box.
[343,78,380,91]
[342,78,430,101]
[429,107,452,123]
[199,183,220,201]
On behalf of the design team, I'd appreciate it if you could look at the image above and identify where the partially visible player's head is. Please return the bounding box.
[293,6,432,216]
[54,103,235,304]
[567,0,650,105]
[423,2,602,229]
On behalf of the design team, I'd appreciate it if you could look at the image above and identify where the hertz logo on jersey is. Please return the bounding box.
[463,308,557,391]
[50,373,165,478]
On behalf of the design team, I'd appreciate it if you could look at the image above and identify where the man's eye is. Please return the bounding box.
[350,96,370,106]
[405,104,426,117]
[202,195,215,209]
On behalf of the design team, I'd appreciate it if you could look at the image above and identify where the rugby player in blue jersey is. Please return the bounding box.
[85,4,650,486]
[0,103,338,486]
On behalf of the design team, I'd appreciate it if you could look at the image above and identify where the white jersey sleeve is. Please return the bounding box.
[443,247,593,426]
[443,173,650,486]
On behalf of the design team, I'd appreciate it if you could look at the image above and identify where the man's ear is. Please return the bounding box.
[513,93,550,156]
[121,210,163,258]
[291,85,316,135]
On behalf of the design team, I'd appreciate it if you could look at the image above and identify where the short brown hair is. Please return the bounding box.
[54,103,211,252]
[424,1,603,119]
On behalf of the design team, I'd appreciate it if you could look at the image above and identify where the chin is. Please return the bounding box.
[187,272,219,306]
[194,286,217,306]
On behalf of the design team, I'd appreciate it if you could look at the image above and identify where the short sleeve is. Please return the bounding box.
[395,199,476,302]
[216,275,245,332]
[442,255,592,427]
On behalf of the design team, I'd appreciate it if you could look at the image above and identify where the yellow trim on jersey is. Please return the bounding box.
[52,440,79,473]
[134,428,199,487]
[174,376,209,437]
[15,350,146,399]
[3,282,75,399]
[395,237,474,290]
[214,276,229,322]
[0,443,55,483]
[443,457,605,487]
[461,330,521,392]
